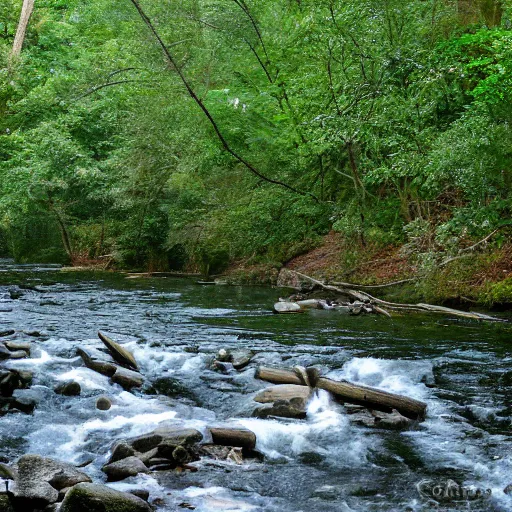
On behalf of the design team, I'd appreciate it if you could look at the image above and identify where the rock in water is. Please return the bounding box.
[96,396,112,410]
[111,367,144,390]
[4,342,31,355]
[254,384,312,404]
[102,456,149,482]
[273,302,302,314]
[231,349,254,370]
[55,380,81,396]
[0,344,11,360]
[98,331,139,370]
[77,347,118,377]
[253,384,312,419]
[12,455,91,509]
[60,483,151,512]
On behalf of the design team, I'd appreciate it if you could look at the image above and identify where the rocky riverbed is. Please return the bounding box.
[0,260,511,511]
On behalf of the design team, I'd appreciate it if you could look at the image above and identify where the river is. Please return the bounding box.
[0,261,511,511]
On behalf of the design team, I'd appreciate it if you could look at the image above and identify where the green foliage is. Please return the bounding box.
[0,0,509,295]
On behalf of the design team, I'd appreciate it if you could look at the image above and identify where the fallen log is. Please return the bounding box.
[284,269,506,322]
[255,366,427,421]
[208,428,256,451]
[316,377,425,420]
[255,366,304,386]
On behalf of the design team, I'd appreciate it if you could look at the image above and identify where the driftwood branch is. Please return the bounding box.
[287,269,505,322]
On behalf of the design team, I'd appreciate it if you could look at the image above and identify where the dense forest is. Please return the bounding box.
[0,0,511,305]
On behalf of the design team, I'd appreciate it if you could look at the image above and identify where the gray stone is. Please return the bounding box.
[10,389,39,413]
[155,427,203,447]
[254,398,308,419]
[102,456,149,482]
[77,347,118,377]
[254,384,311,404]
[253,384,311,419]
[12,455,91,508]
[6,351,27,360]
[273,301,302,314]
[111,367,144,390]
[134,448,159,465]
[231,349,254,370]
[98,331,139,371]
[60,483,151,512]
[107,442,136,464]
[4,342,31,355]
[504,484,512,495]
[54,380,81,397]
[348,408,413,430]
[0,344,10,360]
[128,490,149,502]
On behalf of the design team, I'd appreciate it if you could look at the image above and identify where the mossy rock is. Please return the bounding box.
[60,483,151,512]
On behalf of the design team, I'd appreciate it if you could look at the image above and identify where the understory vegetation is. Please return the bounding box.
[0,0,511,304]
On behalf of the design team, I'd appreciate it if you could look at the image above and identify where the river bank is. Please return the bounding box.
[220,233,512,310]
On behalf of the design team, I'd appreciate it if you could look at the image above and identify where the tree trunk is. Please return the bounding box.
[315,377,426,420]
[11,0,35,60]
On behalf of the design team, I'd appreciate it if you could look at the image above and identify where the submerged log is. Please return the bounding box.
[208,428,256,451]
[255,366,427,421]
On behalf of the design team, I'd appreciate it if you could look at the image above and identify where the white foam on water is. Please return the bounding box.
[181,487,258,512]
[28,404,178,462]
[55,367,110,390]
[239,390,369,465]
[9,350,52,366]
[329,357,432,400]
[108,473,166,496]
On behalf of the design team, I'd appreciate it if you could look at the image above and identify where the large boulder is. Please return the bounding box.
[11,455,91,509]
[98,331,138,371]
[60,483,151,512]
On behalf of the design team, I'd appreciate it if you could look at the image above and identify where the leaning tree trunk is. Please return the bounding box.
[11,0,35,60]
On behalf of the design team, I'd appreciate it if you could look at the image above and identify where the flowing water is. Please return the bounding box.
[0,260,511,511]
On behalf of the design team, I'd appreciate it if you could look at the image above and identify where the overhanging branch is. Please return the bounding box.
[128,0,316,199]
